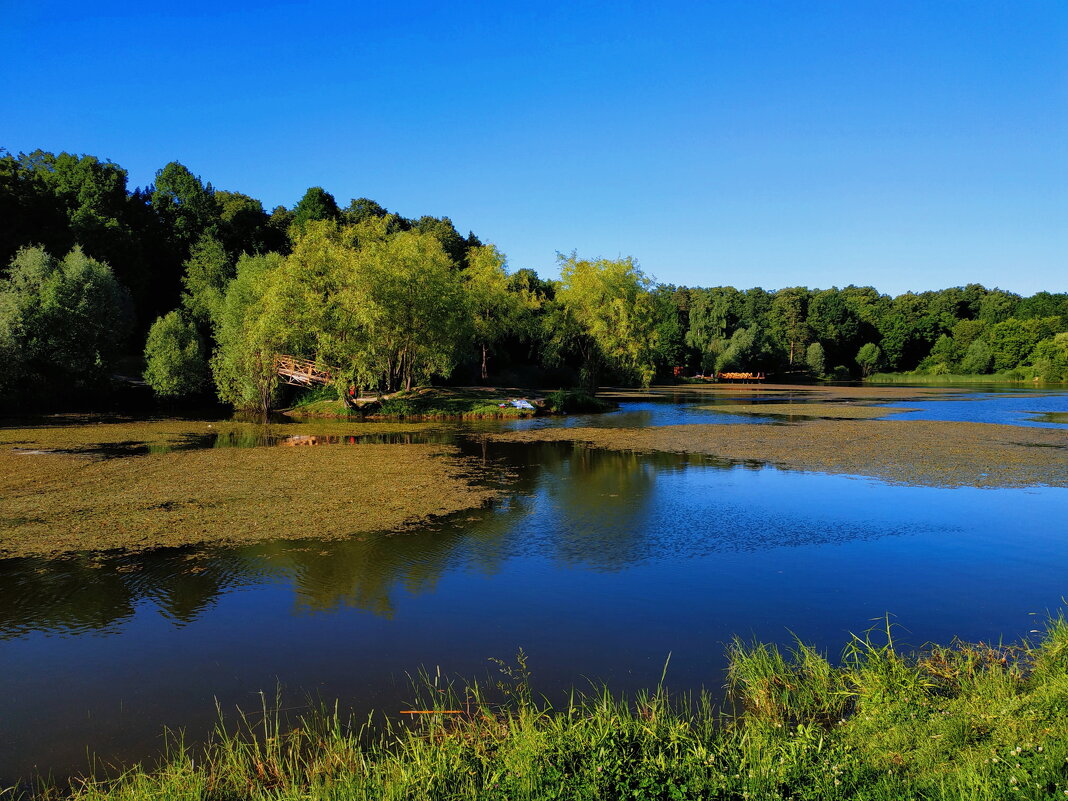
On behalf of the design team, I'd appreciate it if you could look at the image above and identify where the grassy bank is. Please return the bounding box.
[22,618,1068,800]
[867,372,1064,385]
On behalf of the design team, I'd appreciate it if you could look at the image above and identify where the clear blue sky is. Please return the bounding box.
[3,0,1065,295]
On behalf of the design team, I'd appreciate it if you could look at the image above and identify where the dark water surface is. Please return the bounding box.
[1,389,1067,782]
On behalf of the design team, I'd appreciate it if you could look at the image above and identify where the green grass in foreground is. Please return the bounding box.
[22,618,1068,800]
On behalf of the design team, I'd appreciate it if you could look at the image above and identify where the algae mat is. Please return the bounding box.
[0,420,496,557]
[487,420,1068,488]
[698,402,918,419]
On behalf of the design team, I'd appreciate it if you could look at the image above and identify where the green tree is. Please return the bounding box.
[0,246,132,401]
[262,220,469,395]
[346,224,468,391]
[342,197,389,225]
[410,215,473,267]
[921,334,958,372]
[215,190,274,256]
[856,342,883,377]
[1015,291,1068,321]
[977,290,1021,324]
[987,317,1061,372]
[960,338,994,374]
[180,234,233,326]
[807,289,861,366]
[715,326,765,373]
[292,187,340,231]
[143,310,209,397]
[805,342,826,377]
[151,162,220,254]
[554,254,661,388]
[211,252,284,411]
[464,245,538,381]
[650,285,687,377]
[1029,333,1068,381]
[768,287,810,365]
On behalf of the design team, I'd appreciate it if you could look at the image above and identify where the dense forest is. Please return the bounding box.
[2,148,1067,412]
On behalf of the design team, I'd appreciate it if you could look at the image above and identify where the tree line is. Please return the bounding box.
[2,148,1066,411]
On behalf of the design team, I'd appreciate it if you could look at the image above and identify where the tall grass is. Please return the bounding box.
[22,617,1068,800]
[866,371,1060,384]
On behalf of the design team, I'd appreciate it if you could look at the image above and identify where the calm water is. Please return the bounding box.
[1,388,1067,782]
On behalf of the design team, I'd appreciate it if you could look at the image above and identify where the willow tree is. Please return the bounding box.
[464,244,538,381]
[347,224,468,392]
[257,220,468,398]
[553,254,660,388]
[210,252,284,412]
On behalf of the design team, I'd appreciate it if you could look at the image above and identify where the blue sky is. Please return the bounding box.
[3,0,1065,295]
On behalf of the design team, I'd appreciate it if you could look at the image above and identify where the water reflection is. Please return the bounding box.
[0,442,950,639]
[0,549,250,637]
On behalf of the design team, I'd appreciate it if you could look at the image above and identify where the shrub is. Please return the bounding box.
[143,310,209,398]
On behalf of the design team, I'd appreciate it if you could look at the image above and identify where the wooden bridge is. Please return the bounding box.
[717,371,766,383]
[274,355,333,387]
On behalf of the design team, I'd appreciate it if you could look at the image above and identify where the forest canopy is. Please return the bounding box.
[2,147,1067,411]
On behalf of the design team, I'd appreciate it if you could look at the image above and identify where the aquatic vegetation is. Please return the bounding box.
[19,618,1068,800]
[488,419,1068,488]
[0,419,498,557]
[699,402,918,419]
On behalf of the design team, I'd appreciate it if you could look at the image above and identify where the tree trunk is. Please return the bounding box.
[481,343,488,382]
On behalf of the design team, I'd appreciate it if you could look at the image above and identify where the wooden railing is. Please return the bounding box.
[275,354,333,386]
[716,371,766,382]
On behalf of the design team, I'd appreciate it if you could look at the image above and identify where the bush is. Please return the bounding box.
[960,338,994,374]
[805,342,826,376]
[544,388,613,414]
[143,311,210,398]
[0,246,132,401]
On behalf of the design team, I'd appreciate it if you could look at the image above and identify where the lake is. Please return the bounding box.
[1,385,1066,782]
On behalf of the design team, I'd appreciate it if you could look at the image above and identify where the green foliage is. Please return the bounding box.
[211,253,284,412]
[0,246,132,402]
[807,289,861,364]
[714,325,766,372]
[464,244,539,380]
[554,254,661,387]
[291,187,340,231]
[978,289,1021,324]
[856,342,883,377]
[960,337,995,374]
[1030,333,1068,381]
[411,215,473,266]
[805,341,826,377]
[143,310,209,398]
[262,220,468,395]
[216,190,279,255]
[769,286,811,365]
[987,316,1062,372]
[151,162,220,254]
[180,233,233,325]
